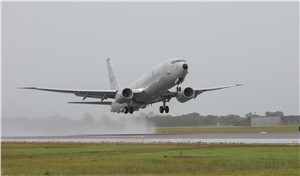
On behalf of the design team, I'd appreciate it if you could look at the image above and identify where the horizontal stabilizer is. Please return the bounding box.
[68,101,112,105]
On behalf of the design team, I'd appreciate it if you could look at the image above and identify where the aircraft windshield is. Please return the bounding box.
[171,59,186,64]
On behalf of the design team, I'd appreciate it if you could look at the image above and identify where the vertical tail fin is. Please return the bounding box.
[106,58,120,90]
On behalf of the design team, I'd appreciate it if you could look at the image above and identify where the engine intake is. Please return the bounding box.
[176,87,195,103]
[115,88,133,104]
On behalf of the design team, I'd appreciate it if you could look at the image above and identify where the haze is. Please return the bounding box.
[2,2,299,123]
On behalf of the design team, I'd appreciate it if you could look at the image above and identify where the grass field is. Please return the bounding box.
[156,125,299,134]
[2,142,299,175]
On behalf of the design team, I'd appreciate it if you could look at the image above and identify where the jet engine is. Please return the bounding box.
[115,88,133,104]
[176,87,195,103]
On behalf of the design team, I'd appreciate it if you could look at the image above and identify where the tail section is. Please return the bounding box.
[106,58,120,90]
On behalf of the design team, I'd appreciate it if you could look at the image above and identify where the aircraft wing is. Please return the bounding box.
[194,84,242,98]
[18,87,117,100]
[163,84,242,100]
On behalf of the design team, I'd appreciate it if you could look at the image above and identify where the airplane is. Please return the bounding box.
[19,58,242,114]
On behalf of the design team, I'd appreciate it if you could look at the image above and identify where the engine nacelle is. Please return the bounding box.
[115,88,133,104]
[176,87,195,103]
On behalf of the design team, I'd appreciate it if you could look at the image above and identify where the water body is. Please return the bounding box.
[2,133,299,144]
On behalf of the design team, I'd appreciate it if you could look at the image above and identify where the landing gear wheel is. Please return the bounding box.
[124,107,128,114]
[165,106,169,113]
[129,107,134,114]
[159,106,164,113]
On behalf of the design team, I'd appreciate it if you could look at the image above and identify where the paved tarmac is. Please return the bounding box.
[2,132,299,144]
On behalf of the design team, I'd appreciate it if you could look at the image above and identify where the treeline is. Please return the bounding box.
[141,113,251,127]
[139,111,300,127]
[245,111,285,118]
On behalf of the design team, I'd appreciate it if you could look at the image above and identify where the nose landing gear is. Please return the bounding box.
[176,86,181,93]
[159,105,169,113]
[159,100,169,114]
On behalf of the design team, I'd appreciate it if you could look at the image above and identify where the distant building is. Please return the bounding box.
[251,116,282,127]
[251,116,300,127]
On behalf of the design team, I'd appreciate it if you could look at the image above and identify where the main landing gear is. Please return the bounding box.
[124,106,134,114]
[159,100,169,114]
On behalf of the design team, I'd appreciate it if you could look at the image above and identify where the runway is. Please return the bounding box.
[2,132,299,144]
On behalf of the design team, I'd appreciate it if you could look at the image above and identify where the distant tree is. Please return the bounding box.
[245,113,255,118]
[275,111,284,116]
[147,113,252,127]
[265,111,284,117]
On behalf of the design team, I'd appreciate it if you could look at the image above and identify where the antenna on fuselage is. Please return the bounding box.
[106,58,120,90]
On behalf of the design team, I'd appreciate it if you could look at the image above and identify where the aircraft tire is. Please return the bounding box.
[124,107,128,114]
[165,106,169,113]
[159,106,164,113]
[129,107,134,114]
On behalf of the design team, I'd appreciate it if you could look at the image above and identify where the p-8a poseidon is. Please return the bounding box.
[20,58,242,114]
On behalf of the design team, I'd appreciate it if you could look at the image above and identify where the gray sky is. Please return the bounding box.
[2,2,299,119]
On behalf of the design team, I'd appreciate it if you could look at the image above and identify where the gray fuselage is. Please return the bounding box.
[110,59,188,112]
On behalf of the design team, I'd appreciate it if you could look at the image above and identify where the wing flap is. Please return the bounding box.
[68,101,112,105]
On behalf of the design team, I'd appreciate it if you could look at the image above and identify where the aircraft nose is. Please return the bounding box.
[182,63,188,70]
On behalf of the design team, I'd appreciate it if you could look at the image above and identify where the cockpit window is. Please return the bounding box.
[171,59,186,64]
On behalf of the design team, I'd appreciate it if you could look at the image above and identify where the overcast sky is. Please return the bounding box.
[2,2,299,119]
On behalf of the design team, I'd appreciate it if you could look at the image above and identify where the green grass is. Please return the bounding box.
[2,142,300,175]
[156,125,299,134]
